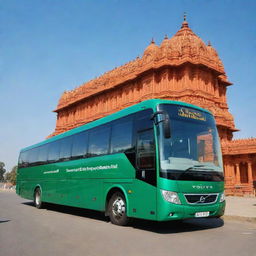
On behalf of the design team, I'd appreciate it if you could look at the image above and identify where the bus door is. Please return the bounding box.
[133,109,157,220]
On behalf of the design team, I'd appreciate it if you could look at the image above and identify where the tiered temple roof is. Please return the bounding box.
[222,138,256,155]
[49,17,256,196]
[55,19,231,112]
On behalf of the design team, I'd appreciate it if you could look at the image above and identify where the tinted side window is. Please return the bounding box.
[88,125,110,157]
[135,109,156,186]
[27,147,39,166]
[110,116,133,153]
[136,109,154,132]
[71,131,88,159]
[18,154,22,166]
[47,141,60,162]
[38,144,49,164]
[60,136,73,161]
[137,130,155,169]
[19,151,29,168]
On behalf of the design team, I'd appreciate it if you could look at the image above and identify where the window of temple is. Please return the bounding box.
[240,162,248,184]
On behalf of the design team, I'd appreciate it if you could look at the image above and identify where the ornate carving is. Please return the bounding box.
[222,138,256,155]
[55,20,231,113]
[47,19,256,196]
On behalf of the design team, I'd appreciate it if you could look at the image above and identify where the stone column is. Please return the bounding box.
[225,162,229,178]
[247,161,254,195]
[230,164,236,184]
[224,162,232,195]
[248,162,253,183]
[224,163,228,177]
[235,163,241,184]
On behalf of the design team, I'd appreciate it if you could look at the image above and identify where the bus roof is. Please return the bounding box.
[21,99,212,152]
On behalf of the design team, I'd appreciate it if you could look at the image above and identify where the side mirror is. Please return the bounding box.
[151,111,171,139]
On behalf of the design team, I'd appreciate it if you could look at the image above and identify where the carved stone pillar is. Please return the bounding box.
[226,163,232,192]
[235,163,241,184]
[224,163,228,177]
[248,162,253,183]
[230,164,236,184]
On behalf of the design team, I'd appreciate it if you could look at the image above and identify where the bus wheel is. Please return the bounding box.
[34,188,43,209]
[108,192,130,226]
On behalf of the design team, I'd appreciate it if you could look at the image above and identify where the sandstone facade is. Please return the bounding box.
[50,18,256,196]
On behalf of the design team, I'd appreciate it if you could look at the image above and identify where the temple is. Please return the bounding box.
[50,17,256,196]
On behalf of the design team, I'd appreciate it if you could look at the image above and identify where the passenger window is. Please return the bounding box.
[38,144,49,164]
[47,141,60,162]
[136,109,153,132]
[88,125,110,157]
[71,131,88,159]
[137,129,155,169]
[60,136,73,161]
[110,117,133,153]
[19,151,29,168]
[27,147,39,166]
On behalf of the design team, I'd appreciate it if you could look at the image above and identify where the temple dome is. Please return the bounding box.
[158,20,225,73]
[206,42,225,72]
[142,39,160,61]
[169,21,208,54]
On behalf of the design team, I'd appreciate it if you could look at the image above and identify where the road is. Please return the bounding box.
[0,191,255,256]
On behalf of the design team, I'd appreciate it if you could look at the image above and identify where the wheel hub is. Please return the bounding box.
[35,192,40,205]
[112,197,125,217]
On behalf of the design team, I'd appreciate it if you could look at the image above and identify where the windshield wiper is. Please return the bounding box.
[182,165,215,174]
[178,165,215,179]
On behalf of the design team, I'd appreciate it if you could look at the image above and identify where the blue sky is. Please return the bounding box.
[1,0,256,171]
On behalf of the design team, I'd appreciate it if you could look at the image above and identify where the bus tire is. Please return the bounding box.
[34,187,43,209]
[108,192,130,226]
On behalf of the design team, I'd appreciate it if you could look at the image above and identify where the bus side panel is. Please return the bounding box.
[17,180,34,200]
[17,153,136,210]
[127,179,157,220]
[16,166,43,200]
[63,179,103,210]
[104,179,157,221]
[55,154,136,210]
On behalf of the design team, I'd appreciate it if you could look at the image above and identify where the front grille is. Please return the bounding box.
[184,193,218,205]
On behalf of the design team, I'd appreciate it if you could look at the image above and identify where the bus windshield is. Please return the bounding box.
[158,104,223,181]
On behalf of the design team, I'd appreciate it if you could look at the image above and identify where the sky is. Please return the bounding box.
[1,0,256,171]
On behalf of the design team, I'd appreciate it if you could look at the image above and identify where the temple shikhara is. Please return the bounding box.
[50,17,256,196]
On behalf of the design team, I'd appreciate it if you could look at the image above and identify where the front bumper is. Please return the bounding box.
[157,196,225,221]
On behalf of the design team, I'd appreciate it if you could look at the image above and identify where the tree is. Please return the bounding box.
[0,162,6,181]
[5,166,17,185]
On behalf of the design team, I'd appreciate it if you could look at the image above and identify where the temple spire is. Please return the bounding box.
[181,12,189,28]
[184,12,187,21]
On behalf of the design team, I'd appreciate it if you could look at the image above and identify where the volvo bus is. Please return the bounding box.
[16,99,225,225]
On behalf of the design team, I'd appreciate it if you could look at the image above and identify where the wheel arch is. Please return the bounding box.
[34,184,43,198]
[104,185,129,216]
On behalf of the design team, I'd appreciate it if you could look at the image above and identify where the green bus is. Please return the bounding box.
[16,99,225,225]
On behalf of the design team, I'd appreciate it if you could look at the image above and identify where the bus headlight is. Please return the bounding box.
[220,193,225,202]
[161,190,181,204]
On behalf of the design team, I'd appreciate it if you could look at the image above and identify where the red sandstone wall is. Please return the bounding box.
[51,64,235,139]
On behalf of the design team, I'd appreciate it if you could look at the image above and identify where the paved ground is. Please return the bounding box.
[225,196,256,218]
[0,191,256,256]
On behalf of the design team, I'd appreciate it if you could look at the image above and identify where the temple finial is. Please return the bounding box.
[184,12,187,21]
[208,41,211,46]
[181,12,189,28]
[164,34,168,40]
[151,38,155,44]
